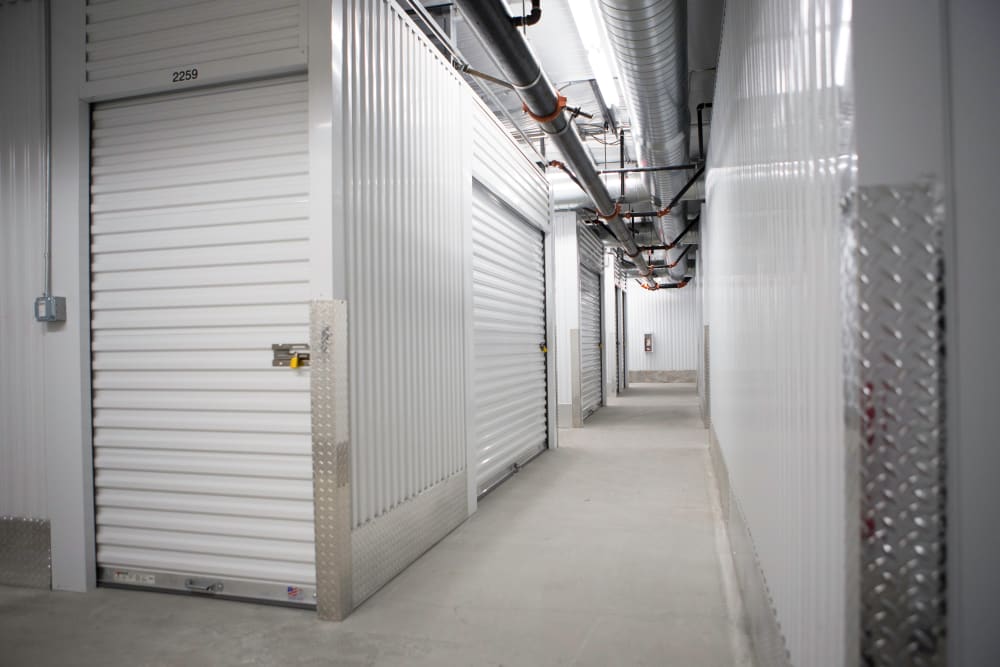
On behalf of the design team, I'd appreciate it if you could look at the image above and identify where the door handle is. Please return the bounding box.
[184,578,224,593]
[272,343,310,368]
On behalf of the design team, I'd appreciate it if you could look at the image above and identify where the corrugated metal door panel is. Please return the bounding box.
[90,75,314,605]
[84,0,306,95]
[472,183,547,495]
[580,268,603,418]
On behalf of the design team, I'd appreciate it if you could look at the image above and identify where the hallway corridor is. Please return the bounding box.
[0,384,751,666]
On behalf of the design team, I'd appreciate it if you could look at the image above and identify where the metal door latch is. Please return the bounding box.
[272,343,310,368]
[184,578,224,594]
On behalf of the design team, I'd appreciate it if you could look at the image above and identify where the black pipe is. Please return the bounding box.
[625,166,706,218]
[609,215,700,249]
[597,164,696,175]
[454,0,656,286]
[623,274,692,289]
[664,166,706,213]
[619,129,626,200]
[623,259,671,269]
[621,243,693,271]
[510,0,541,26]
[664,215,699,250]
[697,103,713,161]
[654,278,691,289]
[666,243,693,268]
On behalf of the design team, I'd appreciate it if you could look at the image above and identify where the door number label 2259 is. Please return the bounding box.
[171,68,199,83]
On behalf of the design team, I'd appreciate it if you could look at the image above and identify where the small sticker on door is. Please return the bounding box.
[112,570,156,586]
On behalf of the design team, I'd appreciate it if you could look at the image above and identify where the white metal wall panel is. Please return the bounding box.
[577,222,604,273]
[90,76,314,601]
[83,0,307,98]
[626,282,699,372]
[602,252,618,397]
[471,96,550,229]
[471,184,547,495]
[704,0,852,664]
[0,0,47,518]
[553,211,580,410]
[617,288,627,392]
[579,268,602,418]
[343,0,468,528]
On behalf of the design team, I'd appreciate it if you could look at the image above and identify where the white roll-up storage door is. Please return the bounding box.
[472,183,548,496]
[580,268,603,419]
[90,76,314,605]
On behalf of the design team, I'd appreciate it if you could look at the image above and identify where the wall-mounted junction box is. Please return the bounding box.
[644,333,653,352]
[34,296,66,322]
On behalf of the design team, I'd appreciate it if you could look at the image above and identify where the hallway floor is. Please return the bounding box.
[0,383,750,666]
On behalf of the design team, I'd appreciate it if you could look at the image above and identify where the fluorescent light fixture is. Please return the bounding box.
[567,0,620,107]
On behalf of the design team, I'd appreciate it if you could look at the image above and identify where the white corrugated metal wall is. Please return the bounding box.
[470,96,550,226]
[343,0,468,529]
[704,0,852,664]
[552,211,579,418]
[601,252,619,399]
[90,76,314,601]
[625,282,699,372]
[0,0,48,519]
[82,0,307,98]
[696,252,708,422]
[577,221,603,272]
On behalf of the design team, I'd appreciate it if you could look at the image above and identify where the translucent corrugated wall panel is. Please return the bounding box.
[344,0,468,528]
[625,283,698,373]
[0,1,47,518]
[704,0,854,665]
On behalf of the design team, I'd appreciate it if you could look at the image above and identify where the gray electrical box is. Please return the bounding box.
[34,296,66,322]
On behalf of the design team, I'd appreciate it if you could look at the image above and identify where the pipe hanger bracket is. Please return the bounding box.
[523,93,566,124]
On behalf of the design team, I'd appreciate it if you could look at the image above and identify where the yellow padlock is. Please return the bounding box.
[290,353,299,369]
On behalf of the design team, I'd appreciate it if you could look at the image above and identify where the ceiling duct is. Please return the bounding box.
[453,0,661,288]
[597,0,691,279]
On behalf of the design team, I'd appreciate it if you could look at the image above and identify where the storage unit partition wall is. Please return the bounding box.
[53,0,553,619]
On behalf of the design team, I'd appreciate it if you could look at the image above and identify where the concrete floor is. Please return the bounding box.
[0,383,751,666]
